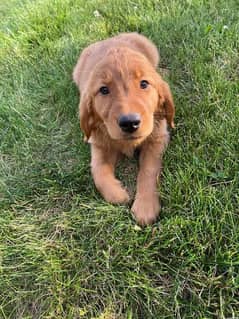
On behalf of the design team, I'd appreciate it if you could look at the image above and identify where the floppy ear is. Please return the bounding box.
[79,92,94,141]
[157,79,175,128]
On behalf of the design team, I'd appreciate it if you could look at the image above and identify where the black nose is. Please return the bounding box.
[118,113,141,133]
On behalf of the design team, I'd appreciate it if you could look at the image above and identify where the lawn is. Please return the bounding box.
[0,0,239,318]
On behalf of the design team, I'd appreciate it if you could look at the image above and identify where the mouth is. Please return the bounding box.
[110,134,143,141]
[123,135,143,140]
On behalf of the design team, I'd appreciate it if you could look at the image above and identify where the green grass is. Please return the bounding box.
[0,0,239,318]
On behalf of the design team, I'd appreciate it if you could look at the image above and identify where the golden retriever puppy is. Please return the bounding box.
[73,32,175,225]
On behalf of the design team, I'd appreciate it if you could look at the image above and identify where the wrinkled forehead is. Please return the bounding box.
[93,47,154,84]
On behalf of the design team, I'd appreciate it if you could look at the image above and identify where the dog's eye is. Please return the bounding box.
[99,86,110,95]
[140,80,149,89]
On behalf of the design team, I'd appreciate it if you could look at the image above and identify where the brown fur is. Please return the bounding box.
[73,32,175,225]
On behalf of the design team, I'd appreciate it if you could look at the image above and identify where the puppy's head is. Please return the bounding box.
[79,47,175,141]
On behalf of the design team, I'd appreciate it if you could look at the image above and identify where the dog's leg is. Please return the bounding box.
[131,135,169,225]
[91,144,130,203]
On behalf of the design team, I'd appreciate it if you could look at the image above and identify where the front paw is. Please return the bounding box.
[131,195,160,225]
[98,179,130,204]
